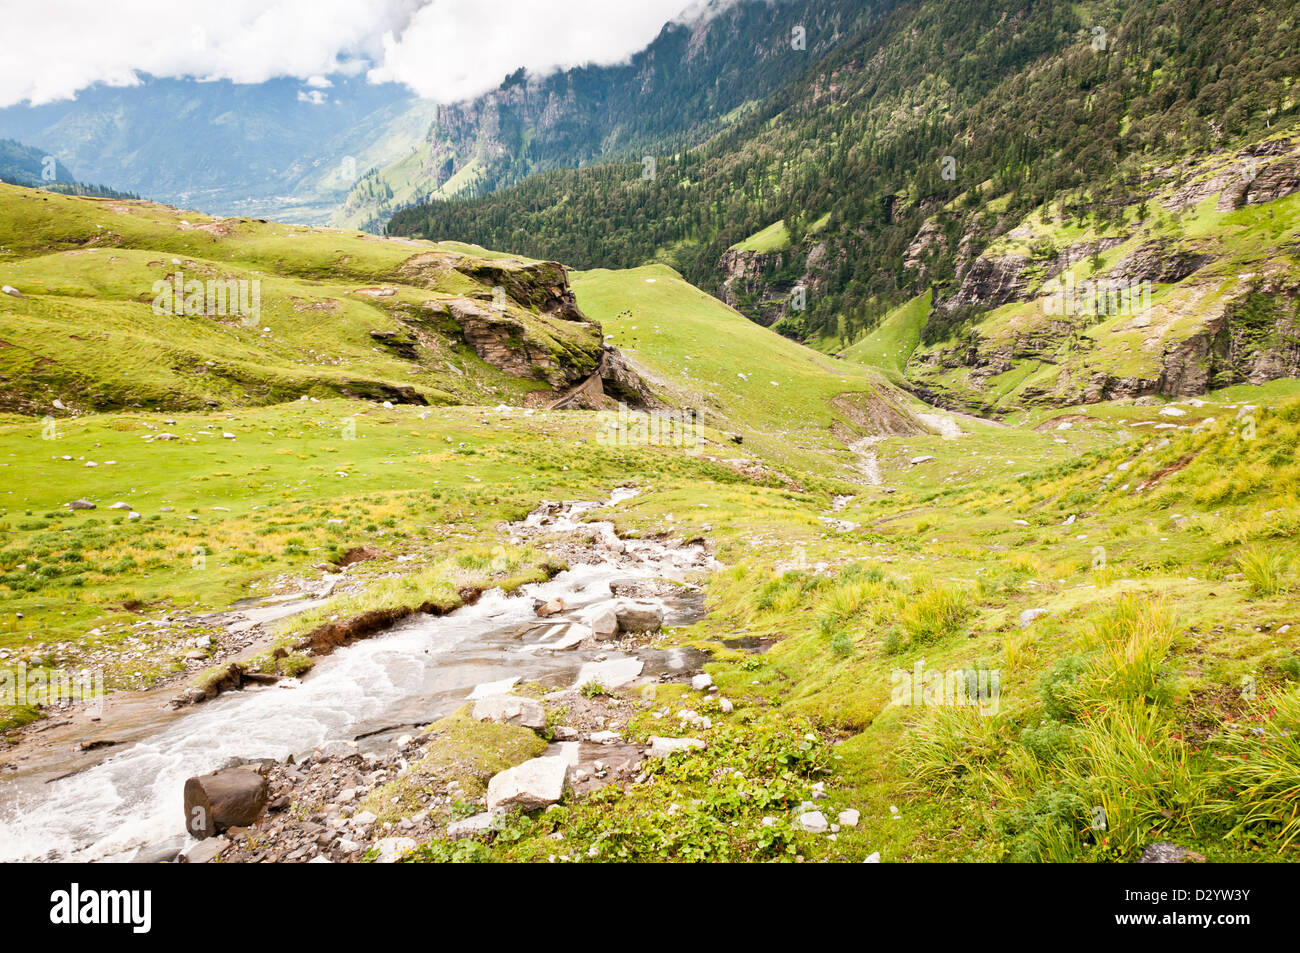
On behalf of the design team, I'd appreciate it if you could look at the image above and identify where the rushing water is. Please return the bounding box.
[0,491,708,862]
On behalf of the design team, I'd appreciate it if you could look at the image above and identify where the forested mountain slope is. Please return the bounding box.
[388,0,1300,413]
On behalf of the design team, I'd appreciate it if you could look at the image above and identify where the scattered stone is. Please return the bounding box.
[647,736,705,759]
[910,455,936,465]
[487,756,570,813]
[864,851,881,863]
[838,809,860,827]
[181,835,229,863]
[67,499,95,510]
[372,836,417,863]
[718,697,734,714]
[1019,608,1050,629]
[798,811,828,833]
[446,813,496,839]
[315,739,360,760]
[691,673,714,692]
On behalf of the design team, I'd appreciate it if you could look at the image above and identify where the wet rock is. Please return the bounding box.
[582,601,620,639]
[472,694,546,730]
[535,597,567,618]
[181,835,230,863]
[1137,842,1206,864]
[615,600,665,634]
[487,756,570,813]
[574,657,643,690]
[183,768,269,838]
[470,676,520,699]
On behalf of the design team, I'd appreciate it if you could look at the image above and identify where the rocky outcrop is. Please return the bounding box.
[1111,240,1214,283]
[717,248,794,326]
[444,297,598,390]
[903,215,946,278]
[1217,158,1300,210]
[453,260,587,322]
[940,252,1033,312]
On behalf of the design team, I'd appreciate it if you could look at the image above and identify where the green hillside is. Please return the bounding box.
[0,185,615,414]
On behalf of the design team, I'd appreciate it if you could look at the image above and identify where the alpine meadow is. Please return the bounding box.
[0,0,1298,907]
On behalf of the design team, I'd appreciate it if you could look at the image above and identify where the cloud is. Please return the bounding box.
[0,0,699,108]
[368,0,697,102]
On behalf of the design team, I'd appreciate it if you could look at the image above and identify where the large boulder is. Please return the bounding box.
[183,767,269,839]
[486,756,570,813]
[615,600,665,634]
[471,694,546,730]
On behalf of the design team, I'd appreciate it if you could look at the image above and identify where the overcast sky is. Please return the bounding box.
[0,0,711,108]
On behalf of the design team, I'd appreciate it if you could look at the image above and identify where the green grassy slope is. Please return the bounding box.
[572,264,932,478]
[0,185,607,414]
[840,289,931,376]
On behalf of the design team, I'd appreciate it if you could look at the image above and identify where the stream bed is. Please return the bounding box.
[0,490,710,862]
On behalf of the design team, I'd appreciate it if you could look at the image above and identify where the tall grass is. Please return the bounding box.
[1080,594,1179,705]
[1202,686,1300,848]
[1235,547,1288,597]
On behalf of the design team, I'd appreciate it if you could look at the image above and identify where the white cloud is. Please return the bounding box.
[368,0,696,102]
[0,0,699,108]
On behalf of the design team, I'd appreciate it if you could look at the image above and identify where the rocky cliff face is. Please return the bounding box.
[717,248,793,326]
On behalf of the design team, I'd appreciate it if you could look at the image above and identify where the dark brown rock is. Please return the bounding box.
[184,768,269,839]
